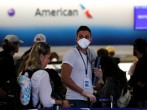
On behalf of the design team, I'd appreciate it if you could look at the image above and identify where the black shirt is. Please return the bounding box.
[0,51,16,87]
[128,51,147,100]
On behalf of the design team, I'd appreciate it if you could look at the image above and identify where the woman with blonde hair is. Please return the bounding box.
[20,42,70,109]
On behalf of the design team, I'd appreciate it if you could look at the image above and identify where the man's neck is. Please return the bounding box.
[76,46,87,55]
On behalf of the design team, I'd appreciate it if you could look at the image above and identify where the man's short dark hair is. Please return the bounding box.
[97,48,109,57]
[76,26,91,36]
[133,38,147,53]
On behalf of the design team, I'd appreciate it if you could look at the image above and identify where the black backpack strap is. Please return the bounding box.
[22,69,40,78]
[27,69,38,78]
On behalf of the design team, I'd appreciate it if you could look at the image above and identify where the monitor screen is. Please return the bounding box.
[134,6,147,30]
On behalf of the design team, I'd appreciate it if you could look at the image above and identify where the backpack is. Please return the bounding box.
[45,68,66,100]
[117,89,132,108]
[115,72,129,108]
[17,69,39,109]
[99,76,128,108]
[99,77,116,99]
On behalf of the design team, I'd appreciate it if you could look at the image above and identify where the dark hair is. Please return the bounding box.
[37,42,50,55]
[97,48,109,57]
[133,38,147,53]
[76,26,91,36]
[1,39,16,52]
[50,52,59,61]
[100,56,127,86]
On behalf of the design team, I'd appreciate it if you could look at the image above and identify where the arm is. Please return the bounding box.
[55,100,70,108]
[39,72,55,108]
[61,63,96,103]
[61,63,83,94]
[39,71,70,108]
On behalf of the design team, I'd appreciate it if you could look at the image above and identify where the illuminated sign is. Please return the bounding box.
[134,6,147,30]
[35,8,78,16]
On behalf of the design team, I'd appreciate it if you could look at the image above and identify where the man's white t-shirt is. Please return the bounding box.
[62,47,94,101]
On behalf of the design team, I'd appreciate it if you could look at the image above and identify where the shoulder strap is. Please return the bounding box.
[27,70,35,78]
[22,69,41,78]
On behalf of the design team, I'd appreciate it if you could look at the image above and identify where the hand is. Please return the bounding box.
[93,66,102,78]
[82,91,96,103]
[62,100,70,108]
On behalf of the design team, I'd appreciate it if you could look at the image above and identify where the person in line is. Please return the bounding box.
[61,25,102,108]
[50,52,60,62]
[98,55,128,108]
[128,38,147,107]
[91,48,109,108]
[20,42,70,108]
[22,33,47,57]
[97,48,109,57]
[0,34,23,110]
[106,46,120,65]
[15,34,46,75]
[49,52,61,72]
[95,48,109,92]
[127,59,138,107]
[105,46,115,57]
[17,34,66,101]
[128,60,138,77]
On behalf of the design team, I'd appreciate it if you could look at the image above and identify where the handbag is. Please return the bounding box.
[117,89,132,108]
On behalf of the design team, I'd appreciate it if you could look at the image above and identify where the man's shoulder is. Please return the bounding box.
[0,51,8,58]
[0,52,10,62]
[64,47,78,56]
[87,48,97,62]
[88,48,96,54]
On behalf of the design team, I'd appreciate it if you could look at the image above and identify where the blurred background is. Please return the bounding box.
[0,0,147,80]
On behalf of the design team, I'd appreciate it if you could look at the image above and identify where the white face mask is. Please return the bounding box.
[77,38,90,49]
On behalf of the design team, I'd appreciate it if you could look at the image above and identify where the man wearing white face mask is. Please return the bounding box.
[61,26,102,108]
